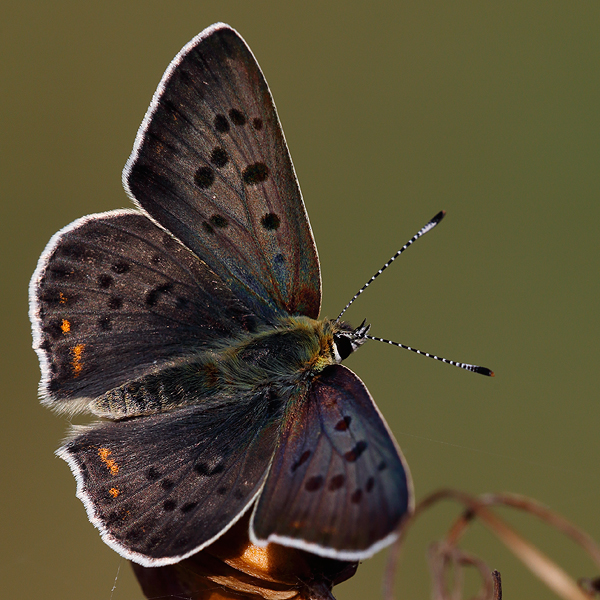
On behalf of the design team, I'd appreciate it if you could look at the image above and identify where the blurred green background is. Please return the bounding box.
[2,1,599,598]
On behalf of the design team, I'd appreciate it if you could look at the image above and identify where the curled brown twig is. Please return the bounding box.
[428,542,496,600]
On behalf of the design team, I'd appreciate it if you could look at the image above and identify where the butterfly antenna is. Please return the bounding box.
[336,211,446,321]
[365,334,494,376]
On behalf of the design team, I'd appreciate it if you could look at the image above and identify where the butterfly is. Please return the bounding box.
[29,22,415,566]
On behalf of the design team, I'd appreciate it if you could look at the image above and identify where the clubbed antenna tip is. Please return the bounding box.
[366,334,494,377]
[475,366,494,377]
[336,211,446,321]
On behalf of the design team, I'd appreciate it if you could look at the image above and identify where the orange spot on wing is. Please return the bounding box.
[98,447,120,475]
[59,292,67,304]
[61,319,71,333]
[70,343,85,376]
[109,487,120,498]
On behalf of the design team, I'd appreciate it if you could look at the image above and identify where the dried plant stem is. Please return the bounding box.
[491,570,502,600]
[384,489,600,600]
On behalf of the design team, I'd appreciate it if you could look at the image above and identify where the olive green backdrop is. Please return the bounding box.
[2,1,599,599]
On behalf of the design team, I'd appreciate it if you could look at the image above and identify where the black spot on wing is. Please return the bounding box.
[228,108,246,126]
[133,164,178,196]
[112,261,130,274]
[243,163,269,185]
[335,416,351,431]
[252,117,263,130]
[98,274,113,288]
[328,474,345,491]
[195,166,215,189]
[194,462,209,476]
[145,283,173,307]
[210,147,228,168]
[305,475,324,492]
[211,463,225,475]
[194,462,225,476]
[47,265,72,279]
[108,296,123,310]
[181,502,198,513]
[344,440,368,462]
[261,213,280,230]
[214,114,229,133]
[209,215,228,228]
[161,479,174,491]
[291,450,311,472]
[146,467,161,481]
[60,242,88,260]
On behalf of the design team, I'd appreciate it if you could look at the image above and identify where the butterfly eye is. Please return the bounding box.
[333,334,354,361]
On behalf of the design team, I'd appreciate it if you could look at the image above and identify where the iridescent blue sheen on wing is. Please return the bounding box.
[250,365,412,560]
[123,24,321,322]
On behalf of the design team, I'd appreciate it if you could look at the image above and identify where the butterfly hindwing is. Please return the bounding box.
[250,364,413,560]
[124,23,321,322]
[58,388,282,566]
[30,210,258,410]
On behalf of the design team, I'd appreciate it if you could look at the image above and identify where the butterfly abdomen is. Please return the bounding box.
[92,358,226,417]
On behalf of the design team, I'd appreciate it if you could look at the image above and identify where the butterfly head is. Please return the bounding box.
[303,318,370,374]
[331,319,371,363]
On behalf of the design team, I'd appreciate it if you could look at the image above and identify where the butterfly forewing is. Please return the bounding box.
[59,389,281,566]
[124,23,321,322]
[30,210,257,409]
[250,365,413,560]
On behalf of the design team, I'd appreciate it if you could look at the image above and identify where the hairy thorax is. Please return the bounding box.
[93,317,352,418]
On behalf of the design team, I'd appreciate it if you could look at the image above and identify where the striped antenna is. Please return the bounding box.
[365,334,494,376]
[336,210,446,321]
